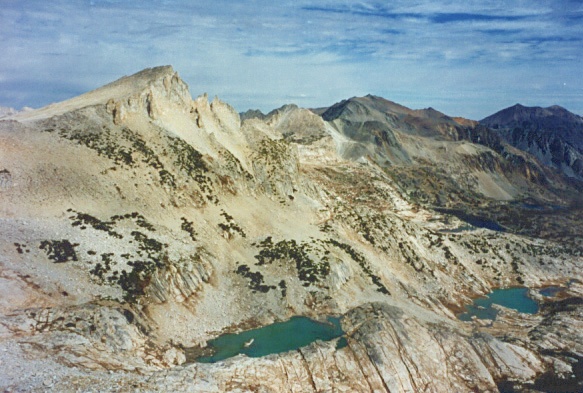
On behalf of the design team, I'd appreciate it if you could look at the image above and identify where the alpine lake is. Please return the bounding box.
[195,316,346,363]
[458,286,564,321]
[192,287,565,363]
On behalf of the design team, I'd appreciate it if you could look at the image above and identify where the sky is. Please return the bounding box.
[1,0,582,119]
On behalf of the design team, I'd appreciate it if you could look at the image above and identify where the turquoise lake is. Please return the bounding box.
[197,316,345,363]
[458,287,539,321]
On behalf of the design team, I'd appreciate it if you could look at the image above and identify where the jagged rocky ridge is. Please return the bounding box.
[0,66,582,392]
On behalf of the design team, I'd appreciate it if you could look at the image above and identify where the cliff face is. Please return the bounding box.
[1,67,582,392]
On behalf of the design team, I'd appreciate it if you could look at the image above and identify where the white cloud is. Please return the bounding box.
[0,0,581,118]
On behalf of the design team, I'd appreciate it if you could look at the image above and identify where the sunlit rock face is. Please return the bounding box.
[1,66,582,392]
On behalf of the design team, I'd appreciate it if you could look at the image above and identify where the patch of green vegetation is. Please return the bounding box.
[325,239,390,295]
[68,209,157,239]
[252,139,298,189]
[326,191,397,254]
[124,128,176,188]
[86,247,164,302]
[14,242,29,254]
[110,212,156,232]
[350,212,395,251]
[220,148,254,181]
[427,232,445,248]
[385,165,484,207]
[181,217,197,241]
[319,223,333,233]
[68,209,123,238]
[39,240,79,263]
[459,236,494,255]
[56,124,175,188]
[158,169,176,188]
[284,131,326,145]
[169,136,208,174]
[218,210,246,238]
[118,260,159,302]
[257,139,290,163]
[442,245,459,265]
[130,230,166,260]
[130,135,163,169]
[89,253,114,281]
[278,279,287,297]
[235,264,276,293]
[398,241,424,272]
[168,136,218,204]
[484,200,583,249]
[252,237,330,286]
[58,125,134,166]
[64,206,170,302]
[249,235,390,294]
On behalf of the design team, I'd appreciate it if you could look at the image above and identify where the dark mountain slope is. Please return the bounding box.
[481,104,583,180]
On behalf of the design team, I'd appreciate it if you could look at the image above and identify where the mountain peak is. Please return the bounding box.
[12,65,186,123]
[266,103,299,117]
[95,65,177,96]
[321,94,413,122]
[480,103,583,179]
[481,103,582,125]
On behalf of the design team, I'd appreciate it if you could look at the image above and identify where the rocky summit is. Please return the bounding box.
[1,66,582,392]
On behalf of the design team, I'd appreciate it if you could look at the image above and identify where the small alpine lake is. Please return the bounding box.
[434,208,505,232]
[458,287,539,321]
[196,316,345,363]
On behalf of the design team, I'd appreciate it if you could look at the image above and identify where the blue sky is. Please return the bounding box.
[1,0,582,119]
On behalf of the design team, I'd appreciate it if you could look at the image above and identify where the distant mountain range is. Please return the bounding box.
[245,97,583,185]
